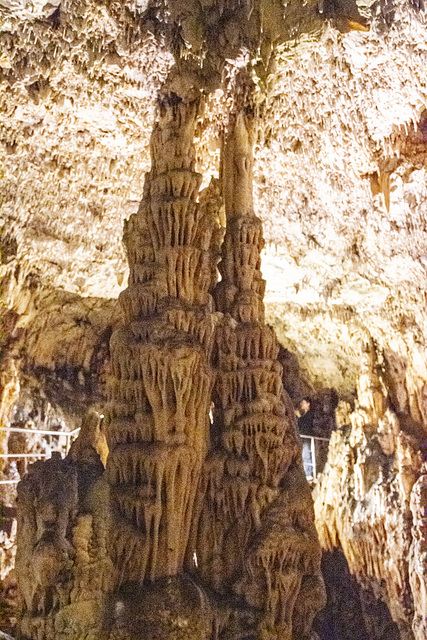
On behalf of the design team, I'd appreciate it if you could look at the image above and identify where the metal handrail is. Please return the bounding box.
[300,434,330,480]
[0,427,80,485]
[0,427,80,437]
[0,453,52,458]
[299,434,330,442]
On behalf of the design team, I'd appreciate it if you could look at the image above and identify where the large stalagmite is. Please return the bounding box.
[13,68,325,640]
[193,89,325,640]
[105,86,219,586]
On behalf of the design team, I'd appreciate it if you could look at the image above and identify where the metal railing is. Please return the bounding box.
[0,426,80,485]
[1,428,329,484]
[300,434,330,480]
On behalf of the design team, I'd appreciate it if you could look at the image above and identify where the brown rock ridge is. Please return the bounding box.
[315,339,427,640]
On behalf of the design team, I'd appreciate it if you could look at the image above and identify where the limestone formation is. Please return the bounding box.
[105,85,220,589]
[12,64,325,638]
[2,1,427,640]
[14,420,112,640]
[315,341,426,640]
[409,470,427,640]
[193,101,325,640]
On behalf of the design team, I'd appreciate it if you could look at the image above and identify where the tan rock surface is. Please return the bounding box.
[1,1,427,640]
[315,342,426,640]
[1,1,426,403]
[11,55,325,640]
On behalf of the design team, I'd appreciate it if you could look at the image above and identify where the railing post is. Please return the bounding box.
[311,436,316,479]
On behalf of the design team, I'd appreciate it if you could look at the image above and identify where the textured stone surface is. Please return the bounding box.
[11,55,325,640]
[193,99,325,640]
[315,341,426,640]
[409,471,427,640]
[15,425,112,640]
[1,0,427,402]
[1,1,427,640]
[105,86,218,587]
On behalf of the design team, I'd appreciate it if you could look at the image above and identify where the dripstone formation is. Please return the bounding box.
[193,108,325,639]
[106,90,219,586]
[315,341,427,640]
[15,420,112,640]
[14,73,325,640]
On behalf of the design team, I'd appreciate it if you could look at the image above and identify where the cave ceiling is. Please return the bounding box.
[1,0,427,405]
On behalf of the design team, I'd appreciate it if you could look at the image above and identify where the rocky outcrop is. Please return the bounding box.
[315,340,426,640]
[15,420,112,640]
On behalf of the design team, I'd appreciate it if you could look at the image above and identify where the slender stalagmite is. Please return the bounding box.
[193,86,326,640]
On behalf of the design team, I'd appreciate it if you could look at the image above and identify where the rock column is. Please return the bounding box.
[410,471,427,640]
[193,105,325,640]
[105,89,219,584]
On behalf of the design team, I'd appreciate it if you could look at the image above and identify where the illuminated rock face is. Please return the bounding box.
[14,74,325,640]
[315,341,426,640]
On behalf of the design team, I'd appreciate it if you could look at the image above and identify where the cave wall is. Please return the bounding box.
[1,1,427,639]
[315,340,427,640]
[314,549,401,640]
